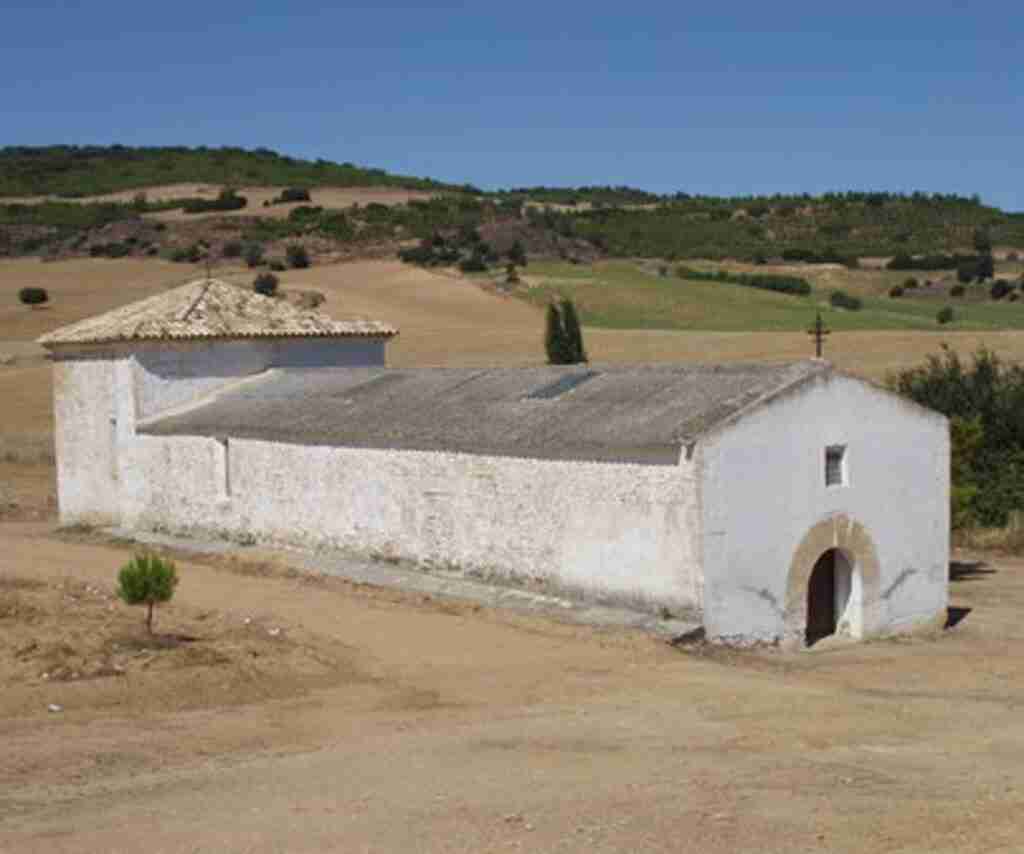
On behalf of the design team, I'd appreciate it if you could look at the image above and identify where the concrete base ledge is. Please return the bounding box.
[106,527,702,640]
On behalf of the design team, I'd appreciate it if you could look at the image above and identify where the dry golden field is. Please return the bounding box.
[4,183,436,221]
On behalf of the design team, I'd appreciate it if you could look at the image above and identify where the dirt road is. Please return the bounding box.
[1,522,1022,853]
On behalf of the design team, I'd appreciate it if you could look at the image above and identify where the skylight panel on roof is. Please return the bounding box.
[526,371,600,400]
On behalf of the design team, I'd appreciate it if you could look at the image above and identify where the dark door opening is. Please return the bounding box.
[806,549,838,646]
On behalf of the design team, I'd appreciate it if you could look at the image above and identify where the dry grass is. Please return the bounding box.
[4,183,436,222]
[954,512,1024,553]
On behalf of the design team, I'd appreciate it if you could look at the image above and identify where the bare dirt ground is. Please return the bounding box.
[0,523,1021,853]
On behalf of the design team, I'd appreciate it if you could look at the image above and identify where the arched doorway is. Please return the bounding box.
[785,514,880,649]
[805,548,855,646]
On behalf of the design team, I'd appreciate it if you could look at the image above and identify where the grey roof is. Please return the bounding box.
[38,278,397,347]
[140,361,831,464]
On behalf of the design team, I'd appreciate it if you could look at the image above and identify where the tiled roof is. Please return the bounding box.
[37,278,398,347]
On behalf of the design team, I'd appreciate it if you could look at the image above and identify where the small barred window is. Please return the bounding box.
[825,445,846,487]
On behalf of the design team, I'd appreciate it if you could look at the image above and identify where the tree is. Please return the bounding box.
[973,228,992,254]
[991,279,1013,300]
[117,553,178,634]
[507,240,527,266]
[244,243,264,268]
[545,303,571,364]
[286,244,310,269]
[545,299,587,364]
[18,286,48,305]
[977,253,995,281]
[253,272,279,296]
[561,299,588,363]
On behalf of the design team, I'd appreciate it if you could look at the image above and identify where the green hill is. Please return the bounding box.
[0,145,467,197]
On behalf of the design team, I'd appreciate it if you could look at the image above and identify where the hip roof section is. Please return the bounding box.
[140,361,831,464]
[37,278,398,347]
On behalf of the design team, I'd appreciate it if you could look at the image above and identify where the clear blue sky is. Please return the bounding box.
[3,1,1020,210]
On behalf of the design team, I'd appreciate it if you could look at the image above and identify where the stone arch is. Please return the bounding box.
[784,514,881,648]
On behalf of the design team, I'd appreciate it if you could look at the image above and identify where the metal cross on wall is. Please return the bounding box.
[807,311,831,358]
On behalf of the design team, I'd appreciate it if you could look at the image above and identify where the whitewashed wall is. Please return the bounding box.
[50,337,388,525]
[699,373,949,644]
[52,356,124,525]
[120,436,704,614]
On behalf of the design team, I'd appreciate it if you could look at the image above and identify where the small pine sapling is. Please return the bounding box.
[117,553,179,634]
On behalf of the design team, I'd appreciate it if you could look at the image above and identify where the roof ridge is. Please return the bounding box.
[38,277,398,347]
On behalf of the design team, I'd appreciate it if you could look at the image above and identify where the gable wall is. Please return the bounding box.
[120,435,704,615]
[52,355,133,525]
[699,373,949,644]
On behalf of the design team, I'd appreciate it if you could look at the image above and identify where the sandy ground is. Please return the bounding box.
[0,522,1021,853]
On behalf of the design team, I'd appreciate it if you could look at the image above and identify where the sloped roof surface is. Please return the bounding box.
[37,278,397,346]
[140,361,831,464]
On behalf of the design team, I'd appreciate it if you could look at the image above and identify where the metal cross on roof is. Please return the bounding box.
[807,311,831,358]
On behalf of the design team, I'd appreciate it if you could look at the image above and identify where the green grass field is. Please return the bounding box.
[516,260,1024,332]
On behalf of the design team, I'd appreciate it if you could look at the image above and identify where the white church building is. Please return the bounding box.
[40,278,950,647]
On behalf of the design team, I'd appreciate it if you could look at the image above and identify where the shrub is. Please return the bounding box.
[830,290,863,311]
[116,553,178,634]
[991,279,1013,300]
[458,254,488,273]
[507,240,527,266]
[951,284,965,297]
[957,259,978,283]
[506,263,520,284]
[170,244,202,263]
[253,272,279,297]
[222,240,243,258]
[274,187,311,204]
[89,241,132,258]
[181,188,247,214]
[889,285,904,298]
[269,259,286,272]
[285,244,310,269]
[937,306,955,324]
[18,286,48,305]
[903,277,919,289]
[243,243,264,268]
[893,347,1024,527]
[675,266,811,296]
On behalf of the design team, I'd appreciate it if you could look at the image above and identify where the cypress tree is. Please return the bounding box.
[560,298,588,364]
[545,302,569,364]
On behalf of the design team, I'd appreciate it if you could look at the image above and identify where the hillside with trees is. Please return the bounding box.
[1,146,1022,269]
[0,145,464,197]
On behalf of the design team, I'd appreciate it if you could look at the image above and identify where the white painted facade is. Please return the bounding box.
[48,336,949,647]
[698,373,949,645]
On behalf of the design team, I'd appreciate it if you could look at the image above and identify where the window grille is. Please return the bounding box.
[825,445,846,487]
